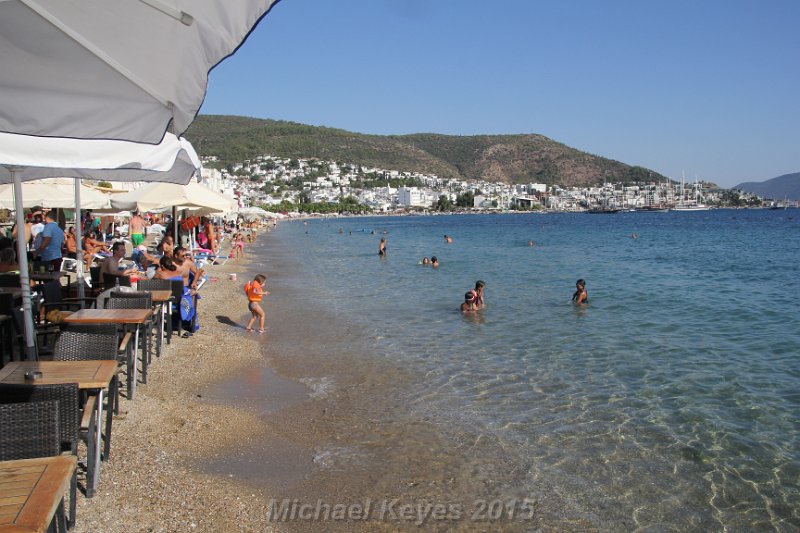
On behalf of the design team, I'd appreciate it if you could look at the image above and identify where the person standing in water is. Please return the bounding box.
[378,237,387,256]
[244,274,269,333]
[572,279,588,305]
[472,280,486,308]
[460,291,478,313]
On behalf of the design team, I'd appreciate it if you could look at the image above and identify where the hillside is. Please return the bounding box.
[734,172,800,201]
[185,115,667,187]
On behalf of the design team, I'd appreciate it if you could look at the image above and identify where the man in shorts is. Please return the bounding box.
[129,210,146,247]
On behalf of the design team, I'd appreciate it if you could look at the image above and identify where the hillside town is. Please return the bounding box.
[200,154,766,213]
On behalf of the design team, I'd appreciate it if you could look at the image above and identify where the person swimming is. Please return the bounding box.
[460,291,477,313]
[572,279,588,305]
[420,256,430,265]
[444,234,453,243]
[431,256,439,268]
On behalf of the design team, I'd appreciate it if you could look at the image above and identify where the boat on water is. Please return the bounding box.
[636,206,669,213]
[586,207,622,214]
[671,204,711,211]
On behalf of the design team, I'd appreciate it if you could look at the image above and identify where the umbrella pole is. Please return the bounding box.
[74,180,85,301]
[172,206,178,245]
[11,168,36,359]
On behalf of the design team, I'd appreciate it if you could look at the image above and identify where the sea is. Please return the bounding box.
[221,208,799,532]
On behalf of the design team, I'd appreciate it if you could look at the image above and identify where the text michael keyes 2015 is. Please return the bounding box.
[267,498,538,525]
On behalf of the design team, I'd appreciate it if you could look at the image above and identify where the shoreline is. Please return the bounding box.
[74,242,278,533]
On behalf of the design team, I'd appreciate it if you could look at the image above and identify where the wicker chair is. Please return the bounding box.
[102,273,130,291]
[0,400,70,531]
[0,383,79,528]
[106,294,153,385]
[132,279,172,352]
[54,324,126,448]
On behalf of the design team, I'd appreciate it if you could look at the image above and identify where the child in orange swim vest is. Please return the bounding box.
[244,274,269,332]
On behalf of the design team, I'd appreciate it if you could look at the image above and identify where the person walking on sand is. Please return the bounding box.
[244,274,268,333]
[572,279,588,305]
[378,237,387,256]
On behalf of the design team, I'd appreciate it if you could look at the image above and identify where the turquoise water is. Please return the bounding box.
[257,209,800,530]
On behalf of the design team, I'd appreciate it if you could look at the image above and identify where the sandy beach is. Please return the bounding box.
[73,247,278,533]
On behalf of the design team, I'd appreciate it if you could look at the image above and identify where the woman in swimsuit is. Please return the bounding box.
[572,279,588,305]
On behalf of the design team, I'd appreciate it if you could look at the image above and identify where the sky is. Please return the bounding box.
[201,0,800,188]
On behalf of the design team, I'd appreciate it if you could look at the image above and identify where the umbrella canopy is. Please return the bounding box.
[110,180,234,213]
[0,178,111,209]
[0,0,280,143]
[0,132,200,184]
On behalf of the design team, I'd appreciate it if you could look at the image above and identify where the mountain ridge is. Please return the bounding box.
[734,172,800,201]
[185,115,667,187]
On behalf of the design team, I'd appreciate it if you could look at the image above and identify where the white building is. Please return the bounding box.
[398,186,426,207]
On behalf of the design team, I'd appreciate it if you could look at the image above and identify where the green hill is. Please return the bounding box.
[185,115,666,187]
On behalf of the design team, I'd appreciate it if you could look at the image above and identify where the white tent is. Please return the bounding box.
[0,0,280,143]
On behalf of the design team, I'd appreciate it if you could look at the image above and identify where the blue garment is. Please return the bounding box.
[39,222,64,261]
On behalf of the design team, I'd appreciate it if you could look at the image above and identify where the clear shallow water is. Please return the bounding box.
[263,210,800,530]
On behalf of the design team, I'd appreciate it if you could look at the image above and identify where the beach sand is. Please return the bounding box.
[73,250,278,533]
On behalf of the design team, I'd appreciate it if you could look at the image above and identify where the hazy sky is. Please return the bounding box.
[201,0,799,188]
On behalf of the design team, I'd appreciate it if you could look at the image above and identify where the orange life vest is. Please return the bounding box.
[244,280,263,303]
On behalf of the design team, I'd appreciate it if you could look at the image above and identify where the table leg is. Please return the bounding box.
[131,325,139,399]
[85,397,97,498]
[104,378,116,459]
[93,389,104,494]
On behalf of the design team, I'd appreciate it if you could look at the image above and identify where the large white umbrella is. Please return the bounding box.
[0,178,111,209]
[0,0,280,143]
[110,180,234,213]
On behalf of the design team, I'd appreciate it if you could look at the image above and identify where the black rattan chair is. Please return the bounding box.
[54,323,126,441]
[102,273,130,291]
[106,294,153,386]
[0,384,79,528]
[130,279,172,353]
[0,400,69,531]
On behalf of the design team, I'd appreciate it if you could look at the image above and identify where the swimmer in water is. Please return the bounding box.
[378,237,387,256]
[572,279,588,305]
[431,256,439,268]
[460,291,477,313]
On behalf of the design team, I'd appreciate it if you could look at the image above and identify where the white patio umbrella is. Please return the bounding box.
[0,0,280,143]
[0,178,111,209]
[110,181,234,213]
[0,133,200,358]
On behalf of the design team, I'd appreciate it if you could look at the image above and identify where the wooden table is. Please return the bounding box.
[30,271,69,284]
[0,456,77,533]
[0,361,118,499]
[62,309,152,400]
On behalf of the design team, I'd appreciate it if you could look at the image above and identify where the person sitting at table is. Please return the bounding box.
[172,246,203,291]
[100,241,137,279]
[153,254,182,281]
[0,247,20,273]
[156,234,174,257]
[64,227,78,259]
[83,231,110,269]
